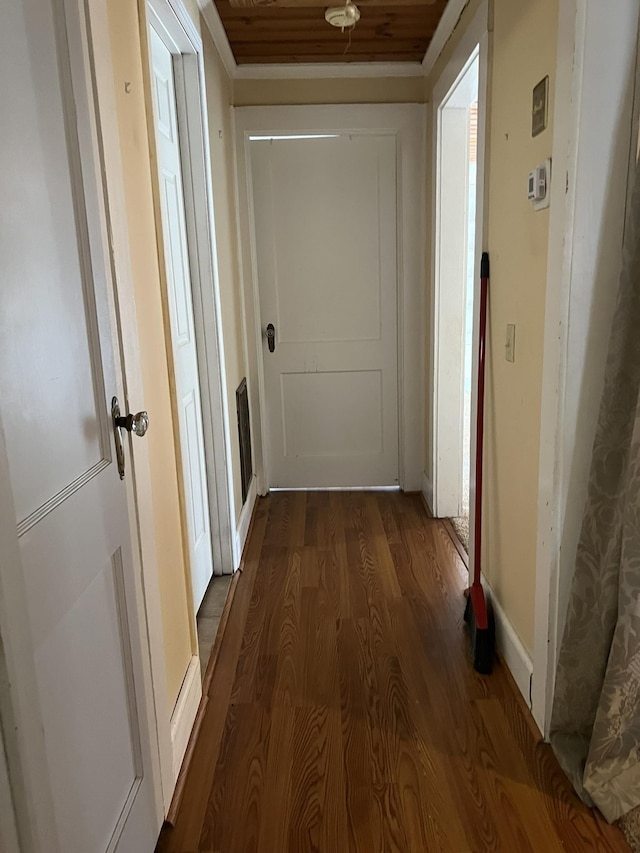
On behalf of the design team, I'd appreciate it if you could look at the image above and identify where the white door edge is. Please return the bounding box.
[234,104,426,494]
[146,0,236,582]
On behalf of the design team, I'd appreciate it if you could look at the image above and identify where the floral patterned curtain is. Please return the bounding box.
[549,161,640,823]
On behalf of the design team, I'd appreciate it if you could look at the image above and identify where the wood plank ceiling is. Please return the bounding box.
[214,0,449,64]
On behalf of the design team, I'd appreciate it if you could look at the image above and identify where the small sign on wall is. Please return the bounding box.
[532,76,549,137]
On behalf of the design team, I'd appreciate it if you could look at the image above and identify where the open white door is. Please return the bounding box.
[0,0,161,849]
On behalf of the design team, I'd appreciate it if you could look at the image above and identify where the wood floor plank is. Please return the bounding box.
[298,586,340,709]
[272,548,303,708]
[475,697,562,850]
[288,704,348,852]
[199,703,270,852]
[257,704,294,851]
[337,617,378,791]
[229,544,286,704]
[156,491,630,853]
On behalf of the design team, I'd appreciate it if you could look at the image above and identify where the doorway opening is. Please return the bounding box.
[433,50,480,551]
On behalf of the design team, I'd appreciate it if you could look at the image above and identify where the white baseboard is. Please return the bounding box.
[170,656,202,784]
[482,576,535,723]
[421,471,434,514]
[234,474,257,569]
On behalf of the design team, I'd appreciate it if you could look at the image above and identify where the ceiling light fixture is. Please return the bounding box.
[325,0,360,31]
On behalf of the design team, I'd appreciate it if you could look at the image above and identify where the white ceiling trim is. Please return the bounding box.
[422,0,470,78]
[234,62,425,79]
[197,0,238,77]
[197,0,471,82]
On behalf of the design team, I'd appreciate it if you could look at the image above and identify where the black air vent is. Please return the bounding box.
[236,378,253,505]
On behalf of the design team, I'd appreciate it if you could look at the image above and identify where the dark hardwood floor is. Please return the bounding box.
[156,490,629,852]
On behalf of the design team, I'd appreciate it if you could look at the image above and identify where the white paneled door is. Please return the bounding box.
[251,135,399,488]
[0,0,158,850]
[149,26,213,611]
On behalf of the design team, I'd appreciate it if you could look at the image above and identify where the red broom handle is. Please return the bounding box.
[473,253,489,586]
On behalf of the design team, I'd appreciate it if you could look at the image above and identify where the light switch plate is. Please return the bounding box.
[533,158,552,211]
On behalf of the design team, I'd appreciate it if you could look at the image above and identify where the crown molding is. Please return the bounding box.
[197,0,238,77]
[422,0,470,78]
[234,61,424,79]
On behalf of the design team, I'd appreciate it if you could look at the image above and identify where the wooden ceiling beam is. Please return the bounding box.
[235,50,425,61]
[225,15,435,30]
[228,0,435,7]
[219,5,442,19]
[224,27,436,41]
[232,37,427,54]
[223,11,440,25]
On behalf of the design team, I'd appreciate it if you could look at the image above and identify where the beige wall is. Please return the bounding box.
[201,25,248,523]
[426,0,559,654]
[484,0,558,655]
[234,76,425,106]
[106,0,193,713]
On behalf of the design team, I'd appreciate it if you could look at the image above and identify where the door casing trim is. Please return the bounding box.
[428,0,489,553]
[234,103,426,494]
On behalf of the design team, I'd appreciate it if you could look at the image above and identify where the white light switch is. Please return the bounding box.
[506,324,516,363]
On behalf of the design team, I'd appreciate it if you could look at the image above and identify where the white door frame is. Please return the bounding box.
[431,48,479,519]
[234,104,426,494]
[532,0,640,736]
[143,0,235,581]
[428,0,489,556]
[0,0,167,845]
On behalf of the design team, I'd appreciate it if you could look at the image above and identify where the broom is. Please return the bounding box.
[464,251,495,674]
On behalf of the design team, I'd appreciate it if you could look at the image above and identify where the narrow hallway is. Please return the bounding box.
[156,491,627,852]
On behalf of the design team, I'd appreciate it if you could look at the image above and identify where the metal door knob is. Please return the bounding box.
[266,323,276,353]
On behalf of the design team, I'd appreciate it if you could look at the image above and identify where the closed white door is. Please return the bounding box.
[149,26,213,611]
[251,134,399,488]
[0,1,158,850]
